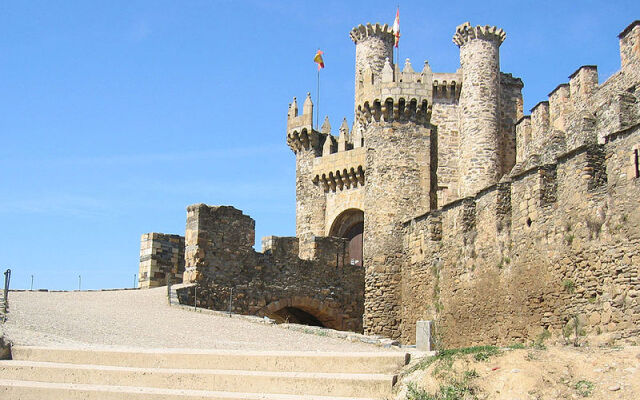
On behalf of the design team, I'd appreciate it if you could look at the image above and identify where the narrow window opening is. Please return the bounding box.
[634,149,639,178]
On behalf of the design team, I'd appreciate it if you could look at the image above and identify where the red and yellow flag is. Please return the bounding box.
[313,50,324,70]
[393,7,400,48]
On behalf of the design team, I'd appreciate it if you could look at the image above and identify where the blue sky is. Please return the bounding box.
[1,1,638,290]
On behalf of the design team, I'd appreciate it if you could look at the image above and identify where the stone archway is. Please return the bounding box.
[329,208,364,267]
[257,297,344,331]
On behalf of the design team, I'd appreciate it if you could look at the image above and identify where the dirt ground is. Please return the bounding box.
[396,345,640,400]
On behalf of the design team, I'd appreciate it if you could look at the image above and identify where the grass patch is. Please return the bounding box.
[562,279,576,293]
[565,234,575,245]
[406,377,477,400]
[405,346,501,376]
[533,329,551,350]
[403,347,496,399]
[575,380,594,397]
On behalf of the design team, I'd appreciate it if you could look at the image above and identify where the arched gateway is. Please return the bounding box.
[329,208,364,267]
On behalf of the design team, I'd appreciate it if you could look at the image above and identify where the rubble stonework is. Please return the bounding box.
[140,19,640,346]
[179,204,364,332]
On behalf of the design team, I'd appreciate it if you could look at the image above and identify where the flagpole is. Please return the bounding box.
[316,68,320,130]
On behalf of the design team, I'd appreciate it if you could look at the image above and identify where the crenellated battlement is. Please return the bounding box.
[432,72,462,101]
[452,22,506,47]
[349,23,395,45]
[513,20,640,173]
[356,57,434,99]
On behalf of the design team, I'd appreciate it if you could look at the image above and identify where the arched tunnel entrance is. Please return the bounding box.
[258,297,348,331]
[268,307,324,327]
[329,208,364,267]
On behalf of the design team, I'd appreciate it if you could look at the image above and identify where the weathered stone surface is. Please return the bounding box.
[179,204,364,333]
[138,233,184,288]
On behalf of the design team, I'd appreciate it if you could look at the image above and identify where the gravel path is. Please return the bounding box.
[1,287,385,352]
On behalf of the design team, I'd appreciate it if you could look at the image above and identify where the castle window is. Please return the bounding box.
[634,149,639,178]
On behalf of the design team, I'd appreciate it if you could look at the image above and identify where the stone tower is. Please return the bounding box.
[454,23,506,197]
[351,25,435,339]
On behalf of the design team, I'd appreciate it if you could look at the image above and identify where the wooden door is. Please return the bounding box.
[345,222,364,267]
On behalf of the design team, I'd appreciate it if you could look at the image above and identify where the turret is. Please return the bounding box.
[350,23,395,107]
[454,22,505,197]
[287,93,321,156]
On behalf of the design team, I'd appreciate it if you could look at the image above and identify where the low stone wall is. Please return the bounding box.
[402,125,640,347]
[180,204,365,332]
[138,233,185,288]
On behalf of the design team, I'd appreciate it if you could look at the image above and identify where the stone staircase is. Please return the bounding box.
[0,346,409,399]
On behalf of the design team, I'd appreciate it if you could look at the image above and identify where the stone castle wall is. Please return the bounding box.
[179,204,364,332]
[403,125,639,347]
[138,233,185,288]
[401,20,640,345]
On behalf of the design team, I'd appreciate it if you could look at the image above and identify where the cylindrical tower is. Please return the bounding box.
[454,23,506,197]
[350,23,395,106]
[350,21,434,338]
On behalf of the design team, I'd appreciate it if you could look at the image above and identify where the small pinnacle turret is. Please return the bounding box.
[403,58,414,73]
[288,97,298,119]
[320,116,331,134]
[303,92,313,116]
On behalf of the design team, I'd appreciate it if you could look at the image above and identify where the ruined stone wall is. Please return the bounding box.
[402,125,640,347]
[179,204,364,332]
[138,233,185,288]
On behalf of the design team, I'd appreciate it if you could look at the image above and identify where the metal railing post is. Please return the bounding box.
[167,275,172,304]
[3,269,11,318]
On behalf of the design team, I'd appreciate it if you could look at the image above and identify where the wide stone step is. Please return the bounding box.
[11,346,408,374]
[0,379,380,400]
[0,360,396,397]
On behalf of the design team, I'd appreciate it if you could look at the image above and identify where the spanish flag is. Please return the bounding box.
[314,50,324,70]
[393,7,400,48]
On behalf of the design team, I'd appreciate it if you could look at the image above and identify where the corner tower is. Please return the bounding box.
[454,23,506,197]
[287,93,326,241]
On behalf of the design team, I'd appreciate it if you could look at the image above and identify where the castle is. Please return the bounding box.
[139,19,640,347]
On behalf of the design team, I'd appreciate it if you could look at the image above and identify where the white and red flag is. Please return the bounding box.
[393,7,400,48]
[313,50,324,70]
